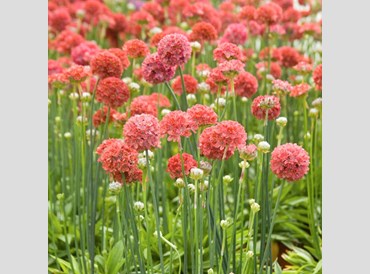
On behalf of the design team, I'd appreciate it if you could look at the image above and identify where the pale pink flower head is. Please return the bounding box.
[290,83,311,97]
[270,143,310,182]
[239,144,258,161]
[235,72,258,98]
[157,34,191,66]
[220,23,248,45]
[123,114,160,151]
[187,104,218,127]
[251,95,281,120]
[218,60,245,78]
[272,79,293,94]
[159,110,198,142]
[199,120,247,160]
[142,53,176,85]
[213,42,243,63]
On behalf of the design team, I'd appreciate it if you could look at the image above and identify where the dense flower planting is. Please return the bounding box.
[48,0,322,273]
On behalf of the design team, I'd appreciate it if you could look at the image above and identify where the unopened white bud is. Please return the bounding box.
[175,178,185,188]
[253,134,264,143]
[127,3,135,11]
[138,158,147,169]
[251,202,260,213]
[246,251,254,258]
[122,77,132,85]
[69,92,79,100]
[149,27,162,36]
[188,184,196,193]
[190,168,204,180]
[223,175,233,184]
[190,41,201,52]
[309,108,319,118]
[258,141,270,153]
[198,82,210,93]
[179,22,189,30]
[215,97,226,108]
[64,132,72,139]
[187,94,197,105]
[76,115,87,124]
[55,116,61,123]
[134,201,145,212]
[241,97,248,102]
[312,97,322,108]
[207,269,214,274]
[161,109,171,116]
[276,117,288,127]
[248,199,255,205]
[81,92,91,102]
[239,161,250,169]
[129,82,140,93]
[109,181,122,195]
[220,219,230,229]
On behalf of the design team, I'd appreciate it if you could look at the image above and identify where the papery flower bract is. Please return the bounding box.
[270,143,310,182]
[290,83,311,97]
[251,95,281,120]
[96,77,129,108]
[142,53,176,84]
[199,121,247,160]
[187,104,218,126]
[123,114,160,151]
[167,153,198,179]
[160,110,198,142]
[172,74,198,95]
[213,42,243,63]
[123,39,150,59]
[157,34,191,66]
[90,51,123,79]
[234,72,258,98]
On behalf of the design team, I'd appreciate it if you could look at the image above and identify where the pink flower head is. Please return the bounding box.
[239,144,258,161]
[251,95,281,120]
[123,114,160,151]
[142,53,176,85]
[112,168,143,184]
[123,39,150,59]
[52,29,84,54]
[96,138,139,175]
[189,21,218,42]
[96,77,129,108]
[108,48,130,71]
[313,64,322,91]
[213,42,243,63]
[64,65,91,83]
[49,8,72,32]
[256,2,283,26]
[90,51,123,79]
[218,60,245,78]
[167,153,198,179]
[208,67,229,86]
[129,95,158,117]
[149,93,171,108]
[272,79,293,94]
[278,46,301,68]
[239,5,256,21]
[220,23,248,45]
[199,120,247,160]
[290,83,311,97]
[270,143,310,182]
[187,104,218,126]
[172,74,198,95]
[160,110,198,142]
[71,41,100,66]
[157,34,192,66]
[255,61,282,79]
[235,72,258,98]
[48,60,63,75]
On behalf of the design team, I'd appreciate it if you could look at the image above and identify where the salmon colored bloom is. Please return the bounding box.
[187,104,218,126]
[149,93,171,108]
[64,65,91,83]
[234,72,258,98]
[71,41,100,66]
[123,114,160,151]
[123,39,150,59]
[251,95,281,120]
[129,95,158,117]
[96,77,129,108]
[48,60,63,75]
[171,74,198,95]
[290,83,311,97]
[142,53,176,84]
[313,64,322,90]
[213,42,243,63]
[272,79,293,94]
[278,46,301,68]
[108,48,130,71]
[218,60,245,78]
[93,106,117,128]
[208,67,229,86]
[256,2,283,25]
[157,34,191,66]
[199,120,247,160]
[270,143,310,182]
[189,22,218,42]
[239,5,256,21]
[160,110,198,142]
[49,8,71,32]
[52,29,84,54]
[90,51,123,79]
[167,153,198,179]
[239,144,258,161]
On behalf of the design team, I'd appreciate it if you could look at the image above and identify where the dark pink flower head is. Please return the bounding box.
[93,106,117,128]
[90,51,123,79]
[112,168,143,184]
[167,153,198,179]
[239,5,256,21]
[171,74,198,95]
[272,79,293,94]
[213,42,243,63]
[199,120,247,160]
[157,34,192,66]
[96,77,129,108]
[159,110,198,142]
[239,144,258,161]
[313,64,322,91]
[220,23,248,45]
[96,138,139,175]
[108,48,130,71]
[123,39,150,59]
[270,143,310,182]
[129,95,158,117]
[123,114,160,151]
[290,83,311,97]
[218,60,245,78]
[235,72,258,98]
[278,46,301,68]
[187,104,218,127]
[142,53,176,85]
[251,95,281,120]
[71,41,100,66]
[256,2,283,26]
